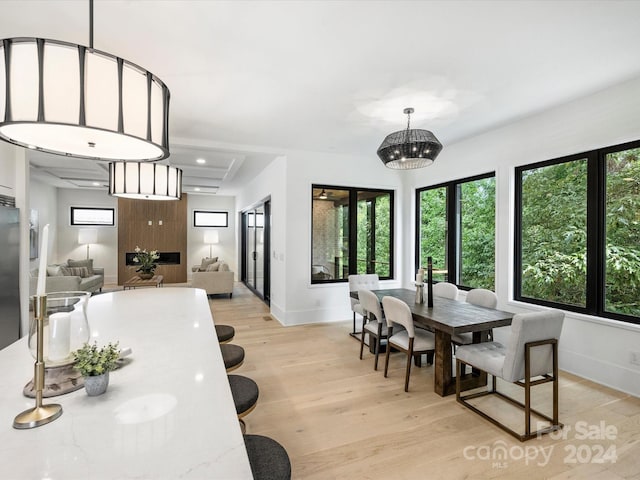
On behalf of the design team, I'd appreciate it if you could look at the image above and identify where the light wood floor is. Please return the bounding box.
[209,283,640,480]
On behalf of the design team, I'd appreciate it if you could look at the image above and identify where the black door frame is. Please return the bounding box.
[241,198,270,305]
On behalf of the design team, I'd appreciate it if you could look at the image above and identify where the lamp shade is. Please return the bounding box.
[377,107,443,170]
[0,37,170,161]
[108,161,182,200]
[78,228,98,245]
[377,128,443,169]
[204,231,219,245]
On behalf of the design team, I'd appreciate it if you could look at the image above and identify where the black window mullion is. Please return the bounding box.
[414,189,422,274]
[369,199,376,274]
[348,190,358,276]
[514,166,525,301]
[446,184,457,284]
[586,152,602,314]
[389,192,395,279]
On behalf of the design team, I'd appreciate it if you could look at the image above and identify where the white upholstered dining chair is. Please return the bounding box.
[455,309,564,441]
[432,282,459,300]
[382,296,435,392]
[358,288,391,371]
[451,288,497,346]
[348,274,379,335]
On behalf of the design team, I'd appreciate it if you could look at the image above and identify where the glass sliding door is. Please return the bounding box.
[255,205,265,295]
[242,199,270,304]
[245,211,256,290]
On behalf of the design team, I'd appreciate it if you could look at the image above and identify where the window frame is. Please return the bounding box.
[415,172,496,291]
[193,210,229,228]
[70,207,115,226]
[514,139,640,325]
[311,184,395,284]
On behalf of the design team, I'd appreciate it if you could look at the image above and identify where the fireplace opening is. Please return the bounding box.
[126,251,180,266]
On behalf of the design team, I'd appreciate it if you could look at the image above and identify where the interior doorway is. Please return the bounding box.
[241,199,270,305]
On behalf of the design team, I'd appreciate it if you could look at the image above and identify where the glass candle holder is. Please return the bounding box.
[28,291,91,366]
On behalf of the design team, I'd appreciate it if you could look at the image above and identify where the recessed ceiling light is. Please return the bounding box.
[196,158,206,164]
[194,187,201,191]
[92,182,100,186]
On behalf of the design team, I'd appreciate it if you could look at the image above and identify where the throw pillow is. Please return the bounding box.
[219,263,230,272]
[205,262,221,272]
[68,258,94,276]
[46,265,63,277]
[60,266,90,278]
[199,257,218,271]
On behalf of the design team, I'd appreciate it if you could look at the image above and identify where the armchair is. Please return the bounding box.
[455,310,564,441]
[192,261,234,297]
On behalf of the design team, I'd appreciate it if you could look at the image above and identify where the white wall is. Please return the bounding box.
[187,194,237,278]
[29,179,58,270]
[0,143,17,197]
[237,156,288,321]
[403,76,640,397]
[236,151,404,326]
[56,189,118,283]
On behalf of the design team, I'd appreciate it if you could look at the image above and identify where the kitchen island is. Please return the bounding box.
[0,287,252,479]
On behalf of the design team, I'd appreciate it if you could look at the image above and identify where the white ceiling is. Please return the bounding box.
[3,0,640,195]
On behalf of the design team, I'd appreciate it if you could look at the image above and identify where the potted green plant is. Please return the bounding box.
[73,341,120,396]
[132,246,160,279]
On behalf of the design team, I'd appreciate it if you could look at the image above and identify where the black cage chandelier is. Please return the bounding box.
[0,0,170,161]
[377,108,443,170]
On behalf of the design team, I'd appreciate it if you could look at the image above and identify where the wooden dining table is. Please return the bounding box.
[352,288,514,396]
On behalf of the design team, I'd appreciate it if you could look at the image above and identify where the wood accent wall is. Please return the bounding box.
[117,194,188,284]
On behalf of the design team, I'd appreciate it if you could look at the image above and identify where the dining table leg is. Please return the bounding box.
[433,329,489,397]
[434,330,453,396]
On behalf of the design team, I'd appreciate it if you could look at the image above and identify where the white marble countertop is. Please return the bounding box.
[0,288,252,479]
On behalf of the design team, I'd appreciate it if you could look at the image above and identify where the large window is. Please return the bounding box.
[518,158,588,307]
[515,140,640,323]
[416,173,495,290]
[311,185,394,283]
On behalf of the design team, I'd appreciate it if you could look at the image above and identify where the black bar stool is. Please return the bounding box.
[221,343,245,372]
[228,374,259,433]
[244,434,291,480]
[215,324,235,344]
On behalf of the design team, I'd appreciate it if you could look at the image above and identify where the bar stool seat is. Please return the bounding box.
[244,434,291,480]
[215,324,235,343]
[221,343,245,372]
[228,374,259,433]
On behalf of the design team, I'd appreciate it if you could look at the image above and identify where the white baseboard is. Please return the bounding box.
[560,348,640,398]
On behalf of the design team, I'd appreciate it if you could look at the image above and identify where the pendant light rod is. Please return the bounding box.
[89,0,94,49]
[404,107,414,129]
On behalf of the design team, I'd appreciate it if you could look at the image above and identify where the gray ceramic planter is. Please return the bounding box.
[84,372,109,396]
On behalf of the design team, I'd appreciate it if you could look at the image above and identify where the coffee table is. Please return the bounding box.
[123,275,164,290]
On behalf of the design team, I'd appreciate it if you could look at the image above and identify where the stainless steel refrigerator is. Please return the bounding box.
[0,206,20,350]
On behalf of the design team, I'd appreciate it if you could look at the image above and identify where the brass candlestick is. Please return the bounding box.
[13,295,63,429]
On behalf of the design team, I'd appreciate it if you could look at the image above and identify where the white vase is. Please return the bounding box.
[84,372,109,396]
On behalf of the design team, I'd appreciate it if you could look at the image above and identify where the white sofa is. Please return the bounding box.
[29,259,104,296]
[191,259,234,298]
